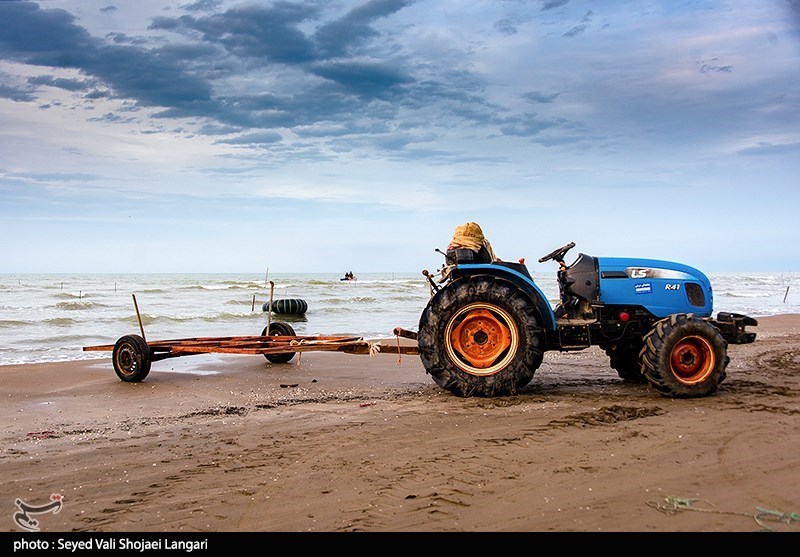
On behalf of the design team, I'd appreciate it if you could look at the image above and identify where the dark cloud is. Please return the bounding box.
[541,0,569,12]
[0,1,577,155]
[88,112,136,123]
[149,4,319,64]
[0,81,35,102]
[28,75,94,92]
[100,5,118,14]
[0,2,96,62]
[180,0,223,13]
[522,91,562,103]
[699,59,733,73]
[0,2,213,109]
[313,0,415,58]
[563,10,592,37]
[309,61,412,98]
[786,0,800,27]
[494,14,530,35]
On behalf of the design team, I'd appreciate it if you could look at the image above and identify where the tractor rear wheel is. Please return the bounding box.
[640,313,729,397]
[417,276,544,397]
[603,338,647,383]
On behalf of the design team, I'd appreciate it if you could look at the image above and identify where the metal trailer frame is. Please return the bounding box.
[83,329,420,382]
[82,294,420,382]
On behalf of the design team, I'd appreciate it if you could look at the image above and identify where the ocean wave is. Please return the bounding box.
[133,312,266,325]
[55,301,105,310]
[54,292,86,299]
[0,319,32,327]
[716,291,773,299]
[45,317,80,326]
[177,284,259,291]
[224,298,263,306]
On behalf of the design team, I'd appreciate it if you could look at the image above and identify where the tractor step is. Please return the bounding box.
[556,321,593,349]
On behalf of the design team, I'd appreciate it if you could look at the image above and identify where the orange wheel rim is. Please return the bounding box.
[445,303,517,376]
[670,335,715,384]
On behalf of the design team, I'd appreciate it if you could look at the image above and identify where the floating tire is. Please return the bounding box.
[112,334,151,382]
[261,321,297,364]
[263,299,308,315]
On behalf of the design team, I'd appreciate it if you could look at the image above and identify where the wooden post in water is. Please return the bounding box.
[785,286,790,303]
[132,294,146,343]
[266,281,275,333]
[252,294,256,312]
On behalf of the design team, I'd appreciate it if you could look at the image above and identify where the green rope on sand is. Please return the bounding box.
[754,507,800,528]
[647,497,800,531]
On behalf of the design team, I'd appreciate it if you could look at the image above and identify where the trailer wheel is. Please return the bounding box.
[112,334,151,382]
[603,338,647,383]
[261,321,296,363]
[640,313,729,397]
[418,276,544,397]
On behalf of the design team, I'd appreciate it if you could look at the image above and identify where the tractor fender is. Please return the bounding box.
[448,264,556,331]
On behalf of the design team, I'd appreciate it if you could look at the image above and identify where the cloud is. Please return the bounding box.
[215,131,283,146]
[0,1,798,272]
[0,80,35,102]
[737,141,800,156]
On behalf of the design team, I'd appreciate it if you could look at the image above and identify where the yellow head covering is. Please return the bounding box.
[450,222,485,252]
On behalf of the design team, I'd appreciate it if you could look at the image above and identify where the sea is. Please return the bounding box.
[1,271,798,366]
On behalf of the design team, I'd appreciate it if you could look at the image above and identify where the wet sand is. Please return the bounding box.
[1,315,799,533]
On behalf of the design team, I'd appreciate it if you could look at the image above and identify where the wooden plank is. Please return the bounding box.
[83,335,419,356]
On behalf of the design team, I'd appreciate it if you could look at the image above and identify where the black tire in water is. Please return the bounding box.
[603,338,647,383]
[112,334,152,382]
[261,321,297,363]
[265,299,308,315]
[417,276,544,397]
[639,313,729,398]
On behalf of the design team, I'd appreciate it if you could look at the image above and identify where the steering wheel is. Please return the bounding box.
[538,242,576,263]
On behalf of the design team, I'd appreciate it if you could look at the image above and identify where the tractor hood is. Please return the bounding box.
[594,256,714,318]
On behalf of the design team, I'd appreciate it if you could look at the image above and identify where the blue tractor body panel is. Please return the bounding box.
[596,257,714,318]
[448,255,715,329]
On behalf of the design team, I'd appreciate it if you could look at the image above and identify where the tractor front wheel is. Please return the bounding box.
[640,314,729,397]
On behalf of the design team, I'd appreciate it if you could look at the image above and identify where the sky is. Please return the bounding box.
[0,0,798,274]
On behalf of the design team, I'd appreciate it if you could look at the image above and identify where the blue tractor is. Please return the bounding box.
[417,241,758,398]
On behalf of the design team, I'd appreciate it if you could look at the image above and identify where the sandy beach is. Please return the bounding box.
[2,314,799,533]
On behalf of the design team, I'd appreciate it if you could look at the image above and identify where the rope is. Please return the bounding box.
[368,342,380,356]
[289,339,305,364]
[647,496,800,531]
[395,334,402,365]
